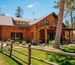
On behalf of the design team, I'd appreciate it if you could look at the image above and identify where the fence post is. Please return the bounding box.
[10,43,13,57]
[0,41,3,52]
[28,43,31,65]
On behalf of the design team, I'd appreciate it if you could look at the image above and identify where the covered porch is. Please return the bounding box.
[36,25,75,44]
[62,28,75,44]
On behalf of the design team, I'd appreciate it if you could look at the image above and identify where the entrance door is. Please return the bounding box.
[48,31,55,40]
[11,32,23,41]
[39,30,55,42]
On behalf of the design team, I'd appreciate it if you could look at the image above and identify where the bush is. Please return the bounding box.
[60,44,75,53]
[48,40,55,46]
[15,41,20,44]
[45,44,75,65]
[21,41,26,45]
[46,52,75,65]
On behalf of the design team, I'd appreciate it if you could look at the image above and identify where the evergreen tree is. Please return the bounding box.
[0,9,5,16]
[15,6,23,17]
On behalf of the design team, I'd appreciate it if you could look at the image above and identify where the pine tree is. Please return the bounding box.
[15,6,24,17]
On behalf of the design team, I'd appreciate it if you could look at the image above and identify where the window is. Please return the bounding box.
[43,20,49,25]
[16,21,20,24]
[11,32,23,41]
[16,21,29,26]
[53,22,57,26]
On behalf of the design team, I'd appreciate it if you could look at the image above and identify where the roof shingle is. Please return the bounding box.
[0,16,13,26]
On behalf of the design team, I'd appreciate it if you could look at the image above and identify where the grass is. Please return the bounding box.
[12,45,49,65]
[1,44,75,65]
[60,44,75,53]
[0,52,22,65]
[11,44,75,65]
[2,44,50,65]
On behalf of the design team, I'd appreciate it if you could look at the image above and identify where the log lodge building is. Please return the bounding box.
[0,12,75,44]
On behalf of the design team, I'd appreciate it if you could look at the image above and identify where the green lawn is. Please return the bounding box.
[12,45,75,65]
[12,46,50,65]
[0,52,22,65]
[2,45,52,65]
[1,44,75,65]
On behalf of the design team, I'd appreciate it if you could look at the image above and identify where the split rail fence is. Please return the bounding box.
[0,41,75,65]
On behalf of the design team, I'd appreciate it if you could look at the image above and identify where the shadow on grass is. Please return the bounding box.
[1,52,23,65]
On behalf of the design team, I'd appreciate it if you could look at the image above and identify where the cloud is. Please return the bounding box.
[2,5,7,8]
[27,4,34,8]
[6,13,9,16]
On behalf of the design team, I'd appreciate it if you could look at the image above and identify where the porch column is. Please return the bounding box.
[45,28,47,44]
[37,29,40,42]
[34,30,36,42]
[72,31,73,40]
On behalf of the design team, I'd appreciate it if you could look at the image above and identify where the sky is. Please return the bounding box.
[0,0,58,19]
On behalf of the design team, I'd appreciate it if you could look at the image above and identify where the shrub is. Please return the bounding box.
[21,41,26,45]
[15,41,20,44]
[45,44,75,65]
[48,40,55,46]
[46,52,75,65]
[60,44,75,53]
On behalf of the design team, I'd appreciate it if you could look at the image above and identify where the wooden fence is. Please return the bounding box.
[0,42,75,65]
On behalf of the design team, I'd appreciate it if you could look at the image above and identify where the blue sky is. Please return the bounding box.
[0,0,58,19]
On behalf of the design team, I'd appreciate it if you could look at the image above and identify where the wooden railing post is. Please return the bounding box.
[0,41,3,52]
[10,43,13,57]
[28,43,31,65]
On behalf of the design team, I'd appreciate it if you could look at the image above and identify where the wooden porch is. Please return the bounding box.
[35,25,75,44]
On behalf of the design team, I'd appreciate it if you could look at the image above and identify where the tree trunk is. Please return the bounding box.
[70,11,73,28]
[54,0,65,49]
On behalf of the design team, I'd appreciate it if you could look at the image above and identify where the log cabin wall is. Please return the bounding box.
[65,31,75,40]
[28,13,57,43]
[28,25,37,42]
[1,26,28,41]
[0,26,2,40]
[0,12,74,43]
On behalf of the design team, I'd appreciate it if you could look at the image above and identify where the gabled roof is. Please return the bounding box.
[0,16,31,26]
[30,12,58,25]
[0,12,59,26]
[0,16,13,26]
[0,12,65,27]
